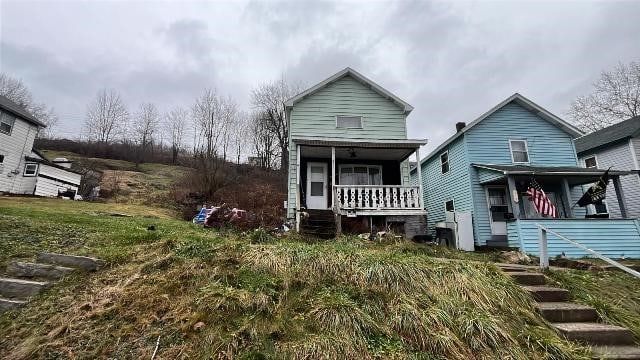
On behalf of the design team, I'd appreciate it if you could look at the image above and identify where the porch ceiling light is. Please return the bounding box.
[348,148,357,158]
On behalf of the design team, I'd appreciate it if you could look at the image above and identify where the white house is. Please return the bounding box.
[0,95,82,198]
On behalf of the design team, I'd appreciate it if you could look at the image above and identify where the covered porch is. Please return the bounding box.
[473,164,640,258]
[292,137,427,232]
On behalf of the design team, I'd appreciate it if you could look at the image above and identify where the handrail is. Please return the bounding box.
[535,222,640,279]
[333,185,419,188]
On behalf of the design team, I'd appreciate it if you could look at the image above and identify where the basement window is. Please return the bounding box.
[336,116,362,129]
[23,163,38,177]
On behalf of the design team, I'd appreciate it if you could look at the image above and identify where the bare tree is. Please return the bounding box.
[232,111,250,164]
[84,89,129,144]
[164,106,188,164]
[251,111,277,169]
[569,60,640,132]
[132,103,160,164]
[0,73,59,138]
[251,78,300,170]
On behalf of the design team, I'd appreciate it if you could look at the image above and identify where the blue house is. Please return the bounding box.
[414,93,640,259]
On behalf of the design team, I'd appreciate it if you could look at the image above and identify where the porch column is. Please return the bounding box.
[331,146,336,209]
[506,176,520,219]
[562,178,574,218]
[612,175,628,218]
[295,144,301,232]
[415,147,424,208]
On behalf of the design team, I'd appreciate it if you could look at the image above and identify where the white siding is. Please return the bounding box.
[632,137,640,169]
[580,141,640,218]
[0,115,39,194]
[34,164,81,197]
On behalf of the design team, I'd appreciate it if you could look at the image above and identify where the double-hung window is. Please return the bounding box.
[0,111,15,135]
[440,151,450,174]
[336,116,362,129]
[509,140,529,163]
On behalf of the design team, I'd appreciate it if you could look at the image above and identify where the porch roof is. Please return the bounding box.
[473,164,636,186]
[292,136,427,149]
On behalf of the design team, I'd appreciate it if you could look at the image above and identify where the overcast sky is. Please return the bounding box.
[1,0,639,154]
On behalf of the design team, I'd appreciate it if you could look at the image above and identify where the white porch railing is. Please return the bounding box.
[536,223,640,279]
[334,185,422,210]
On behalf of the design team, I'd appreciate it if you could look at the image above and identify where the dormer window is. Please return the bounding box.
[0,111,15,135]
[336,116,362,129]
[509,139,529,164]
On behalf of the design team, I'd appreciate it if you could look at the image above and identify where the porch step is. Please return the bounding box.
[536,302,598,322]
[0,277,50,299]
[37,252,105,271]
[504,271,547,285]
[7,261,76,280]
[523,286,569,302]
[0,297,27,311]
[591,345,640,359]
[553,322,635,346]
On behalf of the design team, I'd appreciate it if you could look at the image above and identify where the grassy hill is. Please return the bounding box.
[41,150,191,207]
[0,197,602,359]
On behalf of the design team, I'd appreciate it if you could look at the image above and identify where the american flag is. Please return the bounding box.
[525,179,558,218]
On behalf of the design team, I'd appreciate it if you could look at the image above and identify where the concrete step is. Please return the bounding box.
[536,302,598,322]
[0,277,50,299]
[498,266,528,272]
[523,286,570,302]
[591,345,640,359]
[7,261,75,280]
[37,252,104,271]
[553,322,635,346]
[0,297,27,311]
[504,271,547,285]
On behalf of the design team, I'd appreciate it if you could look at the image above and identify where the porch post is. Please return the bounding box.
[612,175,628,218]
[295,144,301,232]
[331,146,336,208]
[506,176,520,219]
[562,178,574,218]
[415,147,424,209]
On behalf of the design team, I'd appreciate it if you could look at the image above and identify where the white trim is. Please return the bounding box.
[335,115,363,129]
[306,162,328,209]
[292,136,427,146]
[444,199,455,212]
[440,150,450,174]
[485,185,511,236]
[583,154,598,168]
[338,164,383,185]
[509,139,530,164]
[629,138,639,170]
[421,93,583,166]
[284,67,414,113]
[23,163,38,177]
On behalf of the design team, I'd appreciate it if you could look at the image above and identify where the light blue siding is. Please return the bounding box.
[507,219,640,259]
[421,137,474,236]
[477,167,505,184]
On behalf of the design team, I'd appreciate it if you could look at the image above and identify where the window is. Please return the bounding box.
[339,165,382,185]
[509,140,529,163]
[440,151,450,174]
[0,154,4,174]
[0,111,15,135]
[23,163,37,176]
[584,156,597,168]
[445,200,455,212]
[0,154,4,163]
[336,116,362,128]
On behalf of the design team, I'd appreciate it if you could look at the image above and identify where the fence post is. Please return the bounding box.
[539,227,549,270]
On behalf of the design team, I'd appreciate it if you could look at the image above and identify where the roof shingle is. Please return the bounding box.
[574,116,640,154]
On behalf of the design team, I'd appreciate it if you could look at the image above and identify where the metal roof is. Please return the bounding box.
[0,95,46,128]
[472,163,635,176]
[291,136,427,149]
[574,116,640,154]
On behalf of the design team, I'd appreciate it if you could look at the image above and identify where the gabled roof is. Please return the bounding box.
[419,93,583,166]
[574,116,640,154]
[284,67,414,114]
[0,95,46,128]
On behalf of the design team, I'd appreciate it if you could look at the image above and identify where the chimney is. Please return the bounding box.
[455,122,466,132]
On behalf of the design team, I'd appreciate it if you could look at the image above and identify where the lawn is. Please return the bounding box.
[0,197,618,359]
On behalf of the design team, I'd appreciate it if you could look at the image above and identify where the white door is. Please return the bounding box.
[486,186,511,236]
[306,162,328,209]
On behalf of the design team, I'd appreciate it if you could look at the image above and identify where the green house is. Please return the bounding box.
[284,68,427,238]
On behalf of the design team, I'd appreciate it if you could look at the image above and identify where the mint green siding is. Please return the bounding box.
[289,75,407,140]
[508,219,640,258]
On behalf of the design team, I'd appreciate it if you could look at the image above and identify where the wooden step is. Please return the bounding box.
[0,278,50,299]
[536,302,598,322]
[553,322,635,346]
[7,261,75,280]
[591,345,640,359]
[504,271,547,285]
[523,286,569,302]
[37,253,105,271]
[0,297,27,311]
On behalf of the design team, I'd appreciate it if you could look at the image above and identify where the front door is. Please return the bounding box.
[486,186,511,236]
[306,162,328,209]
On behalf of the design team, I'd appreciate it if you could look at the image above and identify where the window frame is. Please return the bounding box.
[509,139,530,164]
[584,155,598,169]
[582,155,608,213]
[0,111,16,135]
[338,164,383,185]
[23,163,38,177]
[335,115,363,129]
[0,154,4,164]
[444,199,455,212]
[440,151,450,174]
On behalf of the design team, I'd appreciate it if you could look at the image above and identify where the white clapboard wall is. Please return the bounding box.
[34,163,81,197]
